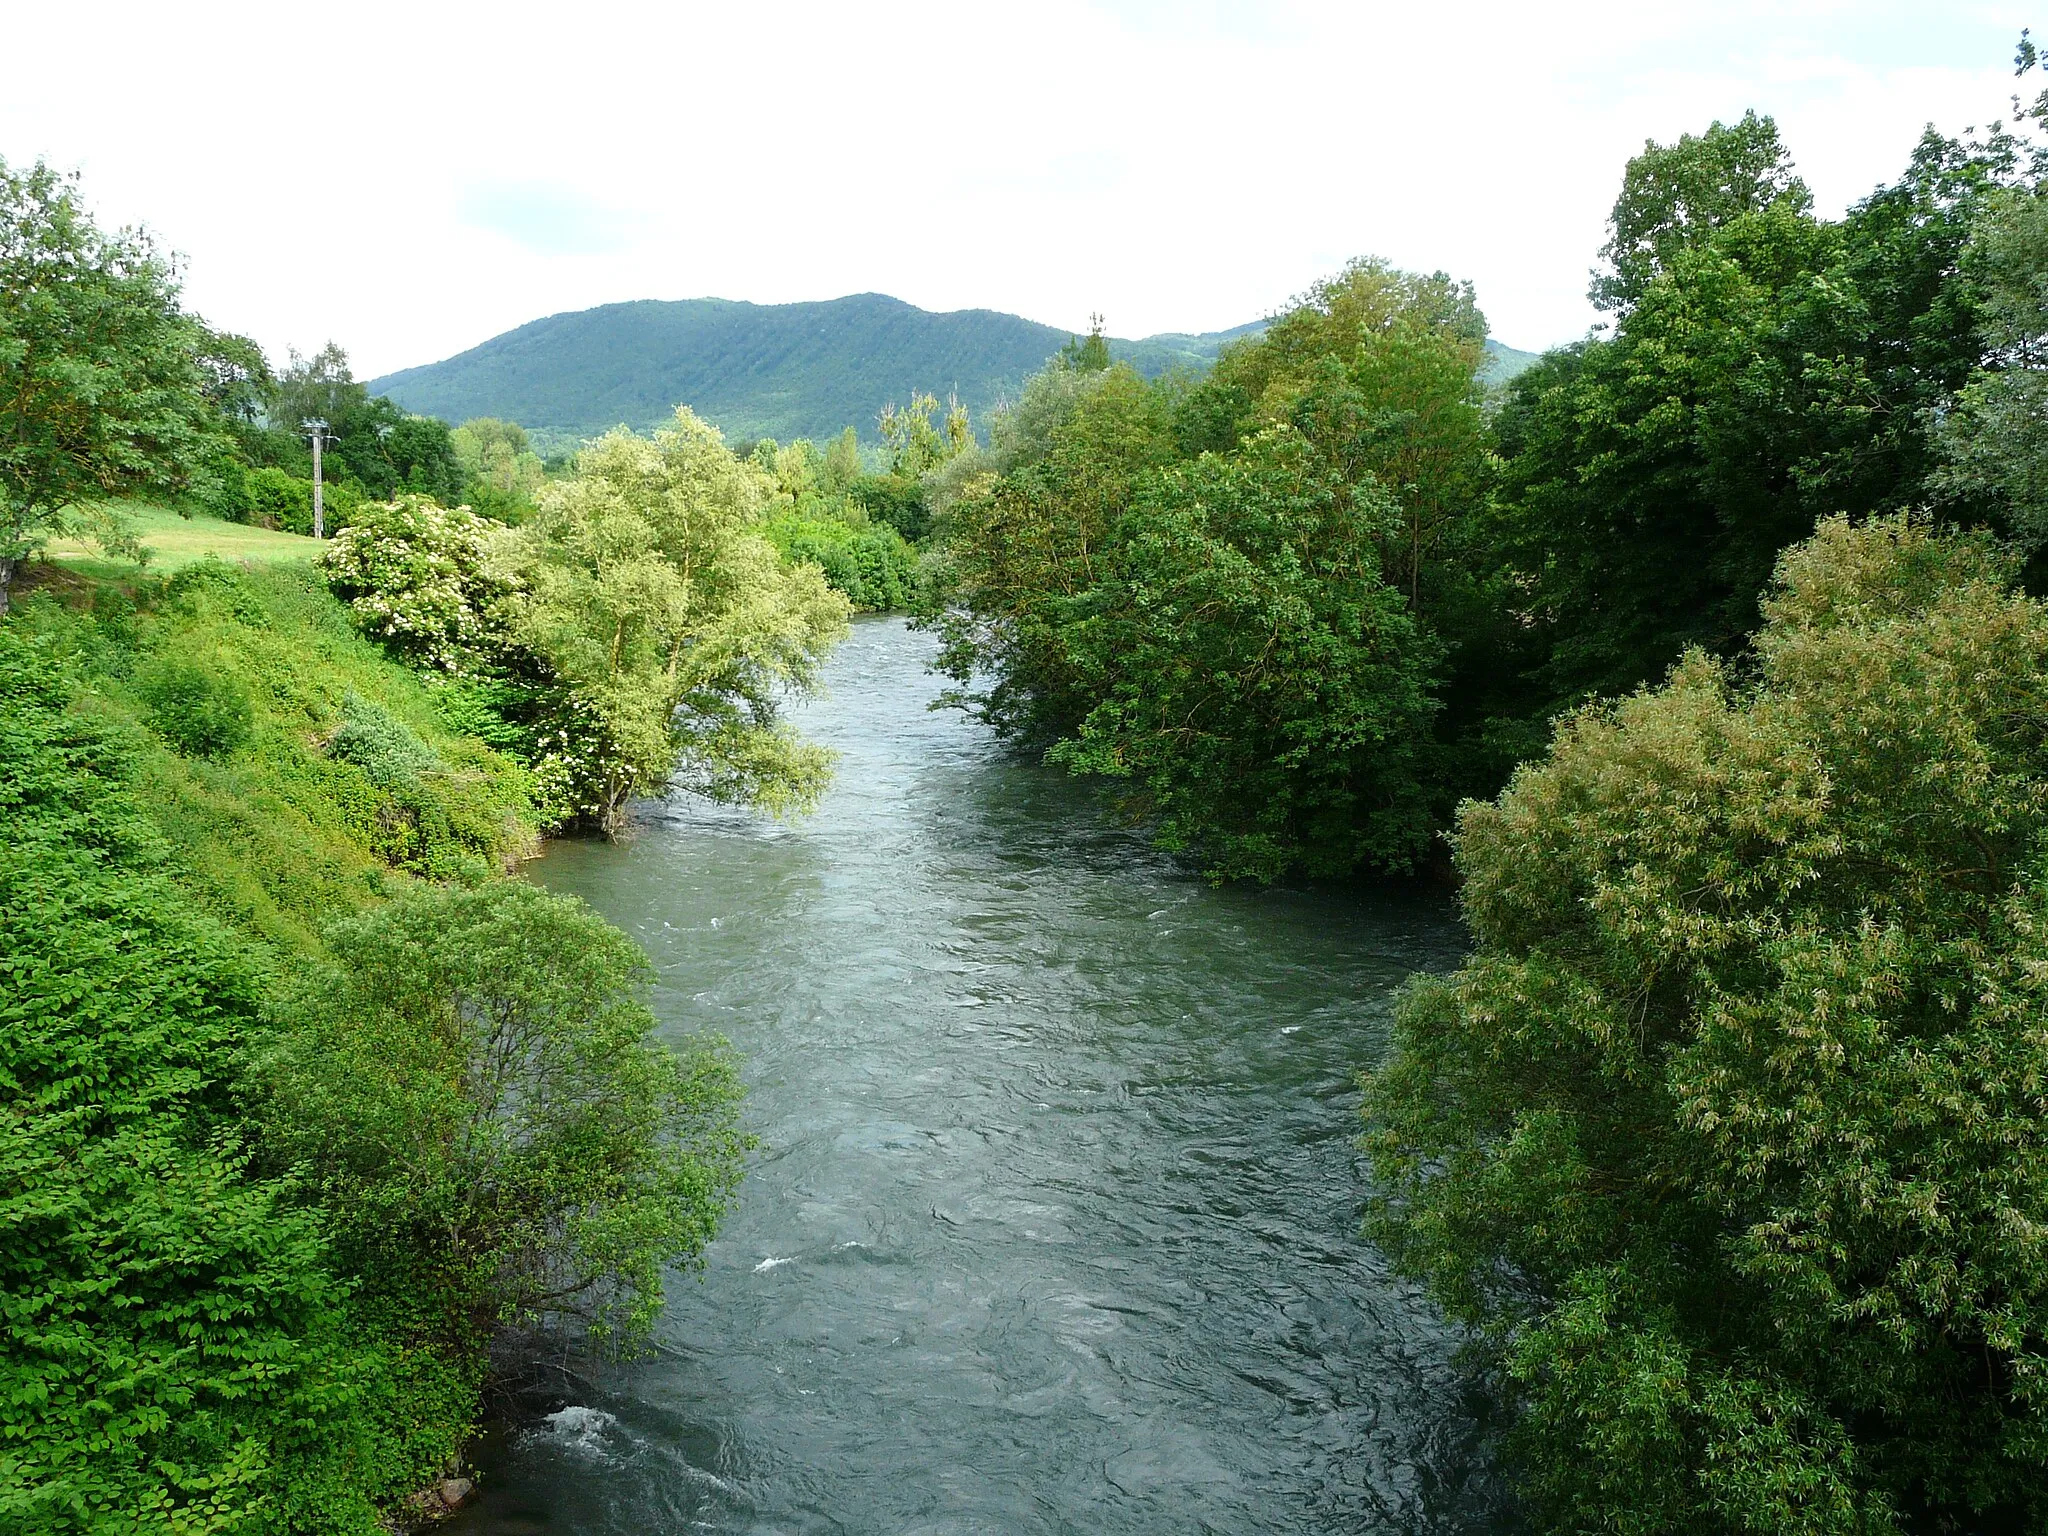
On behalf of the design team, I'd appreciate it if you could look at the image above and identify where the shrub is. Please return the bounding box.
[256,881,751,1347]
[137,657,252,757]
[1362,517,2048,1531]
[329,691,442,793]
[766,512,920,612]
[246,464,312,531]
[848,471,930,542]
[245,466,359,535]
[320,495,510,672]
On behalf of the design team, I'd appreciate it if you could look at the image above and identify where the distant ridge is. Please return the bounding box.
[370,293,1537,448]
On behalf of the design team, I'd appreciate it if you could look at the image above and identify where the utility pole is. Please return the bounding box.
[302,419,331,538]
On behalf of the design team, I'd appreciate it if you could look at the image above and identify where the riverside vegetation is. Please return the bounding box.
[12,31,2048,1535]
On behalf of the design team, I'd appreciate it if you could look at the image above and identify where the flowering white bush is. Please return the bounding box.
[320,495,511,674]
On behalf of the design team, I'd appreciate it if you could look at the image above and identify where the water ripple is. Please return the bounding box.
[453,617,1504,1535]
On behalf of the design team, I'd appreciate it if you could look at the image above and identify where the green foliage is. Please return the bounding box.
[1362,518,2048,1532]
[847,472,931,543]
[928,261,1489,878]
[449,417,545,521]
[1047,429,1441,879]
[257,882,749,1348]
[318,427,853,832]
[264,343,463,504]
[241,468,364,538]
[1591,110,1812,312]
[328,692,443,793]
[879,390,972,479]
[0,629,430,1534]
[244,466,310,531]
[7,560,536,952]
[0,157,222,608]
[320,495,512,672]
[765,510,919,612]
[137,656,253,758]
[1491,124,2003,727]
[507,411,850,828]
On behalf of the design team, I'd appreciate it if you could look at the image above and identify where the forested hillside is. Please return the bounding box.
[368,291,1533,449]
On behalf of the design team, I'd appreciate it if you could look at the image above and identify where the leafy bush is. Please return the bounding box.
[257,881,750,1347]
[245,466,359,535]
[766,511,920,611]
[1362,518,2048,1532]
[848,471,931,542]
[137,656,252,757]
[245,465,311,531]
[329,691,442,792]
[320,494,511,672]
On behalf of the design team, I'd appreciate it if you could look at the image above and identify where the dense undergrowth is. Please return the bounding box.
[1,557,751,1532]
[8,560,535,952]
[0,565,520,1529]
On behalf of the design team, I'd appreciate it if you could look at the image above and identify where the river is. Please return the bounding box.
[449,616,1503,1535]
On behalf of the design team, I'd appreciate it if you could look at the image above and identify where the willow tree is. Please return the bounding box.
[509,408,850,830]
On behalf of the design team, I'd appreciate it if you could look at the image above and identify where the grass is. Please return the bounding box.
[8,560,539,955]
[41,502,325,572]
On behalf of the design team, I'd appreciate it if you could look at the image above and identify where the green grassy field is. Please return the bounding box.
[42,503,325,572]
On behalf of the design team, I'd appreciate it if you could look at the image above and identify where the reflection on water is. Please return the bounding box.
[450,617,1503,1535]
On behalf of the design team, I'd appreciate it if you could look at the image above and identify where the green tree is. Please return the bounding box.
[258,881,750,1348]
[1591,110,1812,312]
[0,158,216,611]
[1492,120,2001,725]
[450,416,546,518]
[1208,256,1494,611]
[927,258,1496,874]
[267,343,464,502]
[879,390,971,479]
[509,408,850,829]
[1049,428,1442,879]
[1363,517,2048,1532]
[822,426,862,493]
[927,362,1177,744]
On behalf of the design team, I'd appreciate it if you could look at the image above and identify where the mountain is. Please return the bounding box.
[1484,340,1541,381]
[369,294,1539,448]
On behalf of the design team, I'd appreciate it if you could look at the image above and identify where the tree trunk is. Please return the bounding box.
[0,554,16,617]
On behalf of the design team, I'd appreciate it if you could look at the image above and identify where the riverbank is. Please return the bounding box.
[2,555,540,1529]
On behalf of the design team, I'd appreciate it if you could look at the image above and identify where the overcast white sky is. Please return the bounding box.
[1,2,2031,377]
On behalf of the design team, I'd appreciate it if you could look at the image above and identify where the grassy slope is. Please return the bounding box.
[7,549,536,1526]
[12,557,537,957]
[42,502,325,571]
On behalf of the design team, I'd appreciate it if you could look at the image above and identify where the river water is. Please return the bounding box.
[451,617,1502,1535]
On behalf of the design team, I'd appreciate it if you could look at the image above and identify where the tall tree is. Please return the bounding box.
[1591,110,1812,312]
[1493,118,2004,723]
[0,158,215,610]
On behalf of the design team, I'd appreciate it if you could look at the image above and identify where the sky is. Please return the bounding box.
[0,1,2032,378]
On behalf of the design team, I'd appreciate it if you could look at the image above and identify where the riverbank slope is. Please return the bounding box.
[2,554,540,1529]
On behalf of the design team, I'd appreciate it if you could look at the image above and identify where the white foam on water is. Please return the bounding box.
[536,1405,620,1463]
[753,1255,794,1272]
